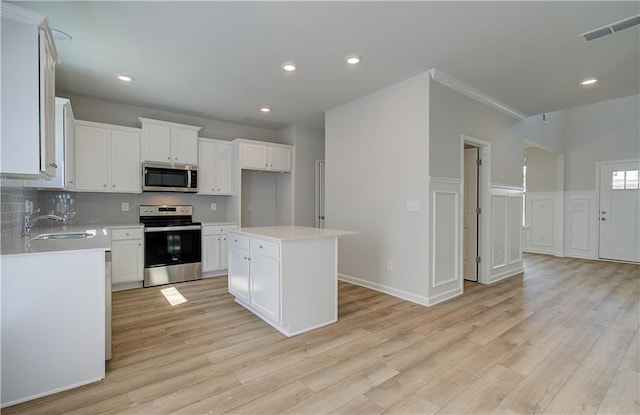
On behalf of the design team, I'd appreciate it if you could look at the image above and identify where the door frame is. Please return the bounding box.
[595,159,640,260]
[461,134,492,284]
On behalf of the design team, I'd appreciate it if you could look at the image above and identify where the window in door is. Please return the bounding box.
[612,170,639,190]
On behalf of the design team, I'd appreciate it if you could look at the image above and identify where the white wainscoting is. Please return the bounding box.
[490,185,524,283]
[523,192,560,255]
[428,177,463,305]
[523,191,598,260]
[564,191,597,259]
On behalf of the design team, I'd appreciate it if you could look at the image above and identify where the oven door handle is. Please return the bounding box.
[144,225,202,232]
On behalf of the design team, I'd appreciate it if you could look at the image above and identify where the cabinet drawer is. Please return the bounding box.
[228,233,249,250]
[202,224,239,235]
[111,228,143,240]
[251,237,279,259]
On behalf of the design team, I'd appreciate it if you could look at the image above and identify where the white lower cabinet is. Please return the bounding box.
[229,234,281,323]
[111,227,144,289]
[249,251,280,323]
[227,228,349,337]
[228,235,250,304]
[202,223,238,275]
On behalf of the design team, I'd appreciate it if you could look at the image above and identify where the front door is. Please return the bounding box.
[599,161,640,262]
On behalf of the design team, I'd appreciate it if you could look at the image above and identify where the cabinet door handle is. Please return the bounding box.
[259,245,263,249]
[103,184,107,187]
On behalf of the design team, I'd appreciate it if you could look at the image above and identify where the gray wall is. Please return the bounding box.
[429,79,523,186]
[525,146,558,192]
[326,71,430,296]
[60,93,284,143]
[563,94,640,191]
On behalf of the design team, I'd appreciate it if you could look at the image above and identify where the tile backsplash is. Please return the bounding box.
[1,185,232,238]
[0,184,39,239]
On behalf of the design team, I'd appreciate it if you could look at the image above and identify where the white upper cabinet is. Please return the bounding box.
[1,3,58,179]
[198,138,233,195]
[237,140,293,172]
[23,98,76,189]
[139,118,201,165]
[74,121,141,193]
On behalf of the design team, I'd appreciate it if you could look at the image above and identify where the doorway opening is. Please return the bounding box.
[461,135,491,284]
[463,144,480,282]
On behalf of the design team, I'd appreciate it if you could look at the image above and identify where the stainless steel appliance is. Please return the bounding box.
[140,205,202,287]
[142,162,198,192]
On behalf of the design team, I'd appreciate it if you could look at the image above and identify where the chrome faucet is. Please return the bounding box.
[22,211,65,238]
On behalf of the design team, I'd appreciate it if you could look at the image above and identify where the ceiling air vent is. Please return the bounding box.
[581,14,640,41]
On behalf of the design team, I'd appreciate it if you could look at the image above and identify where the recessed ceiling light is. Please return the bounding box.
[282,63,298,72]
[580,77,598,86]
[260,107,271,113]
[117,74,135,82]
[51,29,72,43]
[345,55,362,65]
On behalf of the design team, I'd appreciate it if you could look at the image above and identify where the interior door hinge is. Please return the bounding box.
[476,158,482,166]
[476,207,481,215]
[476,256,481,263]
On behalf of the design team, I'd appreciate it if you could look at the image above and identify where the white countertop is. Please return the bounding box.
[231,225,356,242]
[0,224,140,256]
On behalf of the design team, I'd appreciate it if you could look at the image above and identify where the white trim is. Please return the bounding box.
[489,266,524,284]
[338,274,431,307]
[427,286,464,307]
[429,69,526,121]
[429,176,462,185]
[492,184,525,193]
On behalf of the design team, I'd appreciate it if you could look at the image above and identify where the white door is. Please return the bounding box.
[202,234,221,272]
[74,124,109,191]
[463,147,479,281]
[599,161,640,262]
[269,147,292,172]
[316,160,326,228]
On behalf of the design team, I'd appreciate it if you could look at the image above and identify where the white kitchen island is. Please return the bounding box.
[227,226,354,336]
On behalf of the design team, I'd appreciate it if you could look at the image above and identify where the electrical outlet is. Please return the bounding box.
[406,200,420,212]
[25,200,33,214]
[121,202,129,212]
[386,261,393,272]
[211,203,217,211]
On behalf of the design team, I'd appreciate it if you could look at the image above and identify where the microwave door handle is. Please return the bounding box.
[187,171,192,188]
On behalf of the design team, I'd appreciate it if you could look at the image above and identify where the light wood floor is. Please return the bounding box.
[4,254,639,414]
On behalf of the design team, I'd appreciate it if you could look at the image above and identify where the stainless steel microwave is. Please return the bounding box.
[142,162,198,192]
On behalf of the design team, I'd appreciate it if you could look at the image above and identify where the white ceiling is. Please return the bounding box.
[14,1,640,131]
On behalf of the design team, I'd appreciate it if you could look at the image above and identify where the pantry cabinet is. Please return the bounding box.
[139,118,201,165]
[198,139,233,195]
[202,223,238,275]
[237,140,292,172]
[1,3,57,179]
[74,121,141,193]
[111,227,144,288]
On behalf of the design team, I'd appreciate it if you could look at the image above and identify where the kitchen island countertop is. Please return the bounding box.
[231,225,356,242]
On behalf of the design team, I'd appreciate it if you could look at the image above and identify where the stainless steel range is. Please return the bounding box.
[140,205,202,287]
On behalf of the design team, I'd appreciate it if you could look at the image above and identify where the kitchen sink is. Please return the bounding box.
[31,231,96,240]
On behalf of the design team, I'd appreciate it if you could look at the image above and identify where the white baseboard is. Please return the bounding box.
[338,273,463,307]
[489,266,524,284]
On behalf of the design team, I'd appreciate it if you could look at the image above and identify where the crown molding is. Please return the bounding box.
[428,68,527,121]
